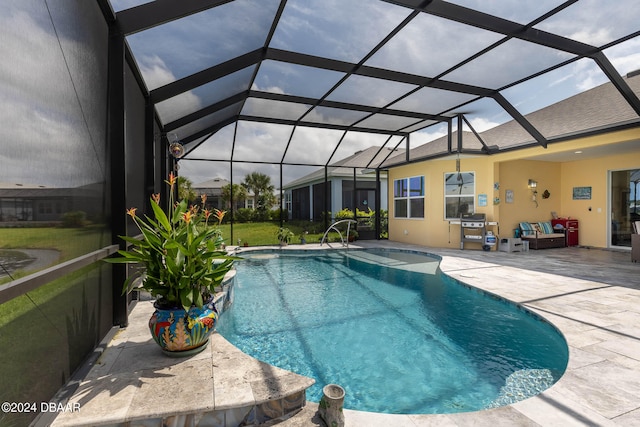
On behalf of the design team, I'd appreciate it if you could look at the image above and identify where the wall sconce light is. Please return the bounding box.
[528,179,538,207]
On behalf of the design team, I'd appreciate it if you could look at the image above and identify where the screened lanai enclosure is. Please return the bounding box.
[1,0,640,425]
[114,0,640,242]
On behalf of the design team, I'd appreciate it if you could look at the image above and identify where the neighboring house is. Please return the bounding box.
[0,182,104,224]
[385,72,640,250]
[282,146,404,221]
[194,178,255,211]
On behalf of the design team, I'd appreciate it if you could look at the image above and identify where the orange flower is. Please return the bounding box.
[182,211,193,224]
[126,207,137,218]
[203,209,212,220]
[213,208,226,225]
[165,172,177,188]
[200,194,207,206]
[151,193,160,204]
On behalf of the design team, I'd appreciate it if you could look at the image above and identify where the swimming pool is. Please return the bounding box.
[217,248,568,414]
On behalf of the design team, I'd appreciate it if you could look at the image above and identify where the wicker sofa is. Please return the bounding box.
[519,221,566,249]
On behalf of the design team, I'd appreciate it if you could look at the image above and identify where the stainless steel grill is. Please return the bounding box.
[460,213,486,249]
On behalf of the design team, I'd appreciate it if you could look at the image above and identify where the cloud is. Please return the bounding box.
[367,12,503,78]
[448,1,567,24]
[466,117,500,133]
[569,28,612,47]
[127,0,280,90]
[138,55,177,90]
[533,0,638,47]
[272,0,410,63]
[150,56,203,123]
[0,6,104,187]
[605,37,640,77]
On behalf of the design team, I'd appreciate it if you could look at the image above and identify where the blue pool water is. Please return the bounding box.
[217,249,568,414]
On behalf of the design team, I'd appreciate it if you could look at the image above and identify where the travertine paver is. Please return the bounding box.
[50,301,314,426]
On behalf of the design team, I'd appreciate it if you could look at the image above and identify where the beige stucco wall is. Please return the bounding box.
[388,128,640,249]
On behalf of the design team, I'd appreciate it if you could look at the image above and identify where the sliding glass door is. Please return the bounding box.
[610,169,640,248]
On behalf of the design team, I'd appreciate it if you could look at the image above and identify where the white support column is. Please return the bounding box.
[332,179,342,217]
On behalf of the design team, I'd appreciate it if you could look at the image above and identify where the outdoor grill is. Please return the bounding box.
[460,213,486,230]
[460,213,487,249]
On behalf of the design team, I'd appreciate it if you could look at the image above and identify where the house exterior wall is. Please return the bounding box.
[560,151,640,247]
[388,157,500,248]
[497,160,562,237]
[388,128,640,249]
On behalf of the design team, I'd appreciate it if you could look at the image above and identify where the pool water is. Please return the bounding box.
[217,249,568,414]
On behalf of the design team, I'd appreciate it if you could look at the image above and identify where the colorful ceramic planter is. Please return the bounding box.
[148,300,218,357]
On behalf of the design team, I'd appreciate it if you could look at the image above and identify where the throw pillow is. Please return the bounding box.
[538,221,554,234]
[519,222,535,236]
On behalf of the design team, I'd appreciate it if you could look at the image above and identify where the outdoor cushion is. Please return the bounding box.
[519,222,534,236]
[538,221,554,234]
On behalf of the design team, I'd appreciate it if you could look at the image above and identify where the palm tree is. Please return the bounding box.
[221,183,247,210]
[243,172,275,212]
[177,176,197,203]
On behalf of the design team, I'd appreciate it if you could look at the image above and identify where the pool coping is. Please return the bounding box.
[45,242,640,426]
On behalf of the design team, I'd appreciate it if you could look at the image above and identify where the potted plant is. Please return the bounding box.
[299,231,308,244]
[348,229,358,242]
[106,173,237,356]
[276,227,294,245]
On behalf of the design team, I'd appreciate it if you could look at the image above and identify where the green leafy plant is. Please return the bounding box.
[61,210,87,228]
[106,173,237,311]
[334,208,355,221]
[276,227,294,244]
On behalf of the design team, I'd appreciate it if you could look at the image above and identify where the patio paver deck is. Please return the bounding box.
[48,299,313,427]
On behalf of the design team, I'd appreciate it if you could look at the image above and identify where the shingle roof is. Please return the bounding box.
[194,178,230,189]
[385,72,640,165]
[284,146,404,188]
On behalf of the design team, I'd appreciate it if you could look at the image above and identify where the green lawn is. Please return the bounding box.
[0,222,339,284]
[219,221,351,246]
[0,226,110,284]
[1,227,114,426]
[0,226,109,259]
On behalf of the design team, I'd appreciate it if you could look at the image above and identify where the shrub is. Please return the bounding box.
[334,208,354,221]
[61,211,87,228]
[269,208,287,221]
[234,208,254,223]
[252,209,271,222]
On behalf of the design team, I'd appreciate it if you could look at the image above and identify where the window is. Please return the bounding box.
[394,176,424,218]
[444,171,475,219]
[284,191,291,213]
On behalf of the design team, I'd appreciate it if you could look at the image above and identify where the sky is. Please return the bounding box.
[2,0,640,189]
